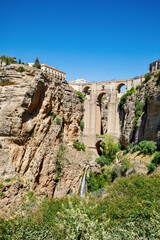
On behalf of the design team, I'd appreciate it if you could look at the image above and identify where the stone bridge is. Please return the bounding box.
[69,76,144,152]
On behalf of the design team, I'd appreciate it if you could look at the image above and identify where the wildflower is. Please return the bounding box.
[96,219,98,223]
[77,208,79,211]
[57,211,60,215]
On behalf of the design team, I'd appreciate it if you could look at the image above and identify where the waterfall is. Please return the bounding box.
[80,168,88,197]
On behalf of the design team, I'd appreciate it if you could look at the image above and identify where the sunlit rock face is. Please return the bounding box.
[0,64,98,201]
[119,72,160,149]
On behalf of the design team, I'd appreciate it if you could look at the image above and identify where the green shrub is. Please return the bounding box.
[144,73,151,83]
[119,87,135,110]
[76,91,85,103]
[0,192,4,197]
[96,154,112,166]
[136,84,143,90]
[80,121,84,131]
[147,163,156,173]
[17,66,24,72]
[151,151,160,166]
[73,141,85,152]
[120,158,131,176]
[5,178,11,182]
[0,184,4,189]
[96,135,120,167]
[132,100,145,128]
[87,168,112,192]
[52,112,56,119]
[132,140,157,155]
[56,118,61,125]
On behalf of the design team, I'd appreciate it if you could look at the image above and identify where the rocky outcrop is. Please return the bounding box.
[119,70,160,149]
[0,64,97,204]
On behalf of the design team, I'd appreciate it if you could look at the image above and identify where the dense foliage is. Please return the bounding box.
[118,87,135,110]
[0,55,17,65]
[144,73,151,83]
[131,140,157,155]
[73,141,85,152]
[17,66,24,72]
[76,91,85,103]
[132,99,145,128]
[147,151,160,173]
[96,135,120,166]
[0,173,160,239]
[56,118,61,125]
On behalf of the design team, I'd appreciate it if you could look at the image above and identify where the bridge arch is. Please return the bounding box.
[83,86,91,95]
[117,83,127,93]
[96,140,102,155]
[97,92,107,105]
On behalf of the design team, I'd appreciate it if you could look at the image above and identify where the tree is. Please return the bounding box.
[18,59,21,64]
[33,57,41,69]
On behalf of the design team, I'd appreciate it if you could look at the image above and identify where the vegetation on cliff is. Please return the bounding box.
[0,173,160,239]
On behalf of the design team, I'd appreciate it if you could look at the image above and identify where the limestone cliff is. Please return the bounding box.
[0,64,97,205]
[119,70,160,149]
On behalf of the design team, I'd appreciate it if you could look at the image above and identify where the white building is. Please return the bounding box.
[149,59,160,73]
[28,63,66,81]
[41,64,66,81]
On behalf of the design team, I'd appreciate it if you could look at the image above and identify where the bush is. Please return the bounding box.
[87,168,112,192]
[76,91,85,103]
[96,154,112,166]
[147,163,156,173]
[144,73,151,83]
[136,85,143,90]
[52,112,56,119]
[151,151,160,166]
[80,121,84,131]
[132,100,145,128]
[17,66,24,72]
[119,87,135,110]
[96,135,120,167]
[120,158,131,176]
[132,141,157,155]
[56,118,61,125]
[73,141,85,152]
[5,178,11,182]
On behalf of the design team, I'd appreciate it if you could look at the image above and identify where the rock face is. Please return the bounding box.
[101,94,110,134]
[0,64,97,201]
[119,71,160,149]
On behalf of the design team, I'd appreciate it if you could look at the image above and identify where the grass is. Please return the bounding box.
[0,173,160,239]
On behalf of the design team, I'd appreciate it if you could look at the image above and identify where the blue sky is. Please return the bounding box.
[0,0,160,82]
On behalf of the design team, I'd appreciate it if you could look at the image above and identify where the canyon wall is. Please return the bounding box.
[0,65,96,204]
[119,71,160,149]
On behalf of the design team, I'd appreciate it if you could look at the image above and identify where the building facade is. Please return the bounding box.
[41,64,66,81]
[149,59,160,73]
[28,63,66,81]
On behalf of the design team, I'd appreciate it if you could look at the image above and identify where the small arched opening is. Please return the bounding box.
[83,86,91,95]
[96,140,102,155]
[117,83,127,93]
[97,92,106,105]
